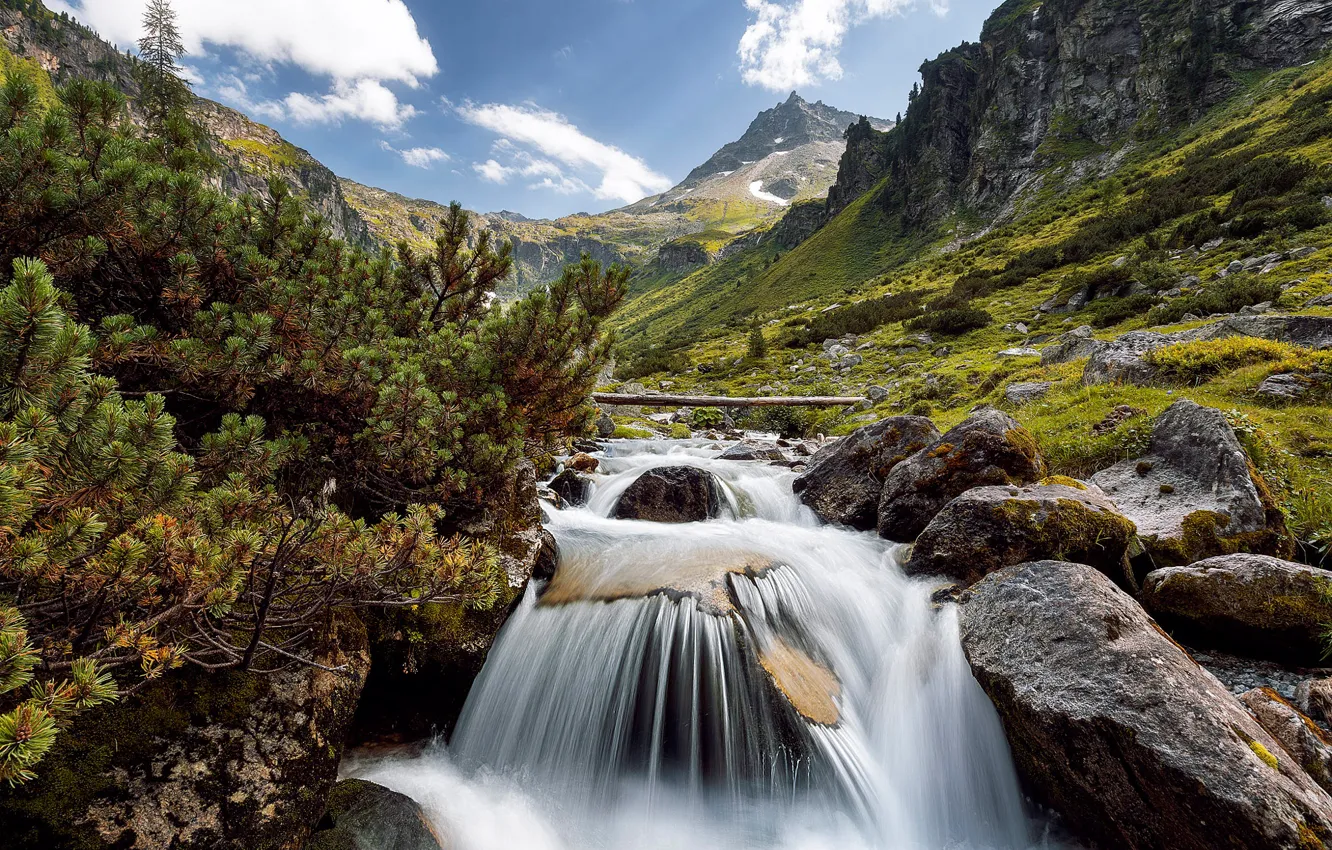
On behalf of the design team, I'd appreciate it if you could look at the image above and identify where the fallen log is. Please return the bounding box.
[593,393,865,408]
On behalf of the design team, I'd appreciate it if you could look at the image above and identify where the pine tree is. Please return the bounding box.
[136,0,188,128]
[747,322,768,360]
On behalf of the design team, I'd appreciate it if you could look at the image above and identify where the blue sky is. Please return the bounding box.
[52,0,997,219]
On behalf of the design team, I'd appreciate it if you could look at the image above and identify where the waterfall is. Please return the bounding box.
[352,438,1055,850]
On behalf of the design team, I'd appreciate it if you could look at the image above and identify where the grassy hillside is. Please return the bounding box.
[604,55,1332,557]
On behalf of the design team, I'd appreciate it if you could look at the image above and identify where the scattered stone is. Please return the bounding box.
[1240,688,1332,794]
[1040,326,1099,366]
[1257,373,1317,401]
[1240,301,1273,315]
[793,416,940,531]
[549,470,593,507]
[613,466,728,523]
[572,438,602,454]
[997,347,1041,358]
[567,452,600,473]
[906,482,1137,587]
[877,408,1046,542]
[839,354,863,369]
[1091,401,1291,566]
[959,560,1332,850]
[1291,247,1318,260]
[719,441,788,462]
[1307,294,1332,308]
[1091,404,1147,436]
[1003,382,1052,405]
[1201,237,1225,251]
[866,385,889,403]
[305,779,446,850]
[1015,322,1028,335]
[1141,554,1332,665]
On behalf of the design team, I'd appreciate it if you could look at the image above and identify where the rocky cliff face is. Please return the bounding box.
[824,0,1332,233]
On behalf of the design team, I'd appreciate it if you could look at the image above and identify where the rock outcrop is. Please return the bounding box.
[1240,688,1332,795]
[906,481,1137,587]
[305,779,446,850]
[549,469,594,507]
[1091,401,1291,565]
[614,466,728,523]
[960,560,1332,850]
[792,416,940,530]
[877,408,1046,541]
[1142,554,1332,664]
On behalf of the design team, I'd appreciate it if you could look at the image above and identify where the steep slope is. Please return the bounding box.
[0,2,372,247]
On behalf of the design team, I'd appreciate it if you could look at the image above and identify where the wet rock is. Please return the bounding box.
[1141,555,1332,665]
[0,614,370,850]
[959,560,1332,850]
[1040,326,1099,366]
[542,549,773,616]
[1239,688,1332,795]
[792,416,940,531]
[877,408,1046,542]
[567,453,600,473]
[305,779,446,850]
[906,481,1137,587]
[613,466,727,523]
[549,469,593,507]
[1083,330,1169,385]
[1091,401,1291,565]
[1003,381,1052,405]
[719,440,789,462]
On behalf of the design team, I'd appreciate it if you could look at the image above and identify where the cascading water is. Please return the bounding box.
[352,439,1055,850]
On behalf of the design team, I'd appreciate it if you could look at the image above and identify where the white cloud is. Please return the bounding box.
[455,102,672,204]
[50,0,434,128]
[380,141,450,169]
[738,0,942,91]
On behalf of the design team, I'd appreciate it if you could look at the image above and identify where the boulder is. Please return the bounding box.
[792,416,940,531]
[905,481,1137,587]
[877,408,1046,542]
[1003,381,1052,405]
[567,452,599,473]
[1258,373,1318,401]
[1240,688,1332,795]
[1307,294,1332,308]
[613,466,728,523]
[960,560,1332,850]
[1040,326,1100,366]
[1083,330,1169,385]
[595,411,615,438]
[549,469,593,507]
[718,440,788,462]
[305,779,446,850]
[1298,678,1332,727]
[0,614,370,850]
[1091,401,1291,566]
[1141,554,1332,665]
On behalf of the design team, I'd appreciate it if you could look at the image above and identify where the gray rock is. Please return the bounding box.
[1257,373,1316,401]
[1091,401,1290,566]
[839,354,863,369]
[1003,381,1052,405]
[1142,554,1332,665]
[906,482,1137,587]
[718,440,789,462]
[1040,325,1100,366]
[596,411,615,438]
[1240,688,1332,795]
[1307,294,1332,308]
[1290,247,1318,260]
[1298,678,1332,728]
[305,779,446,850]
[1202,238,1225,252]
[792,416,940,531]
[960,560,1332,850]
[614,466,727,523]
[877,408,1046,541]
[866,385,889,403]
[996,347,1041,358]
[549,470,593,507]
[1083,330,1169,385]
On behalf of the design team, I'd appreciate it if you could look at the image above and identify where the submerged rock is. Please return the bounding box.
[613,466,728,523]
[906,481,1137,587]
[959,560,1332,850]
[541,549,773,616]
[1091,400,1291,565]
[792,416,940,530]
[1141,554,1332,665]
[549,469,593,507]
[305,779,446,850]
[1240,688,1332,795]
[758,637,841,727]
[877,408,1046,542]
[719,440,788,462]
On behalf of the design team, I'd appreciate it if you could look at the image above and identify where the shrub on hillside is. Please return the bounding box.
[786,290,924,347]
[905,307,992,335]
[1089,292,1159,328]
[1148,338,1332,383]
[1146,275,1282,325]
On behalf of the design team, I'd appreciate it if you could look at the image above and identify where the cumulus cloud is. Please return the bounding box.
[380,141,450,169]
[737,0,943,91]
[50,0,435,127]
[454,102,672,204]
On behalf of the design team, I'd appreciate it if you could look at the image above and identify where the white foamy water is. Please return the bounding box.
[351,439,1057,850]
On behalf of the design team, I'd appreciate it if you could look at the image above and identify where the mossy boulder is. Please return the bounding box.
[877,408,1046,541]
[905,482,1138,587]
[0,613,369,850]
[1240,688,1332,796]
[1091,400,1292,566]
[1141,554,1332,665]
[613,466,728,523]
[305,779,445,850]
[959,560,1332,850]
[792,416,940,530]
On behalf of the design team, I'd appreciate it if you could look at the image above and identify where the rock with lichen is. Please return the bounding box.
[877,408,1046,541]
[1141,554,1332,665]
[1091,400,1292,565]
[1240,687,1332,795]
[906,480,1138,587]
[960,560,1332,850]
[304,779,446,850]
